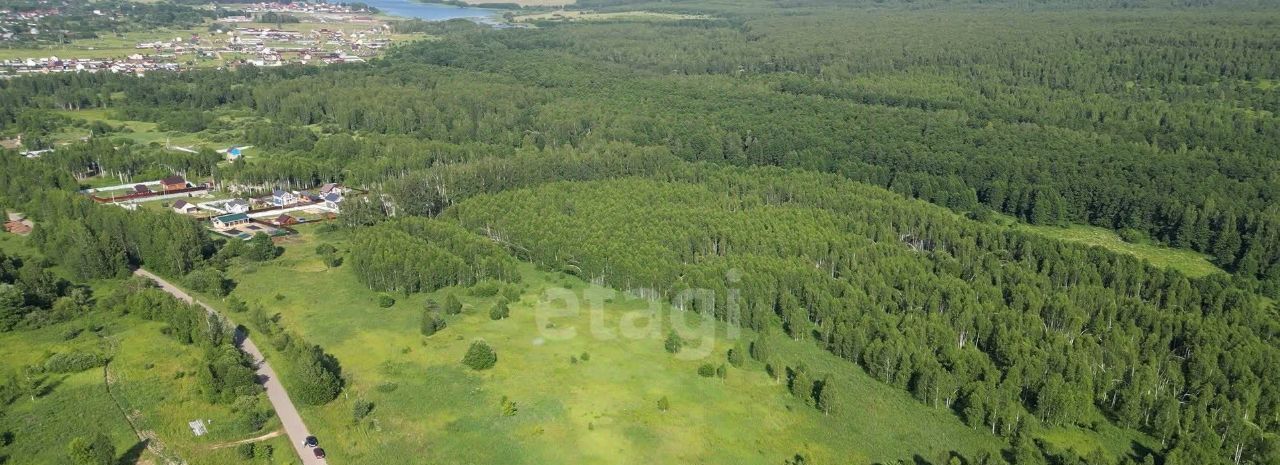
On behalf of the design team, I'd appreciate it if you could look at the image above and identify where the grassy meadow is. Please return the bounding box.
[992,215,1223,278]
[202,225,1171,465]
[0,235,289,465]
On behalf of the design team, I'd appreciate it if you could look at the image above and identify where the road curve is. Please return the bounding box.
[133,269,326,464]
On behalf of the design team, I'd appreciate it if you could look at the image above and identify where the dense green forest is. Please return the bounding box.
[1,0,1278,463]
[3,2,1276,294]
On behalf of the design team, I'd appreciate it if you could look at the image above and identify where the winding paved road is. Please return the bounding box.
[134,269,326,464]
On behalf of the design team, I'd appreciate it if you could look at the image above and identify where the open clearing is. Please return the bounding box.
[205,225,1167,465]
[1011,220,1223,277]
[0,235,290,465]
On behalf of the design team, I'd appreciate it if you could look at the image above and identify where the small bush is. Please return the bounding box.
[444,294,463,315]
[664,331,683,354]
[60,328,83,341]
[727,347,745,367]
[580,352,590,362]
[236,443,255,459]
[323,254,343,268]
[226,296,249,313]
[500,395,518,416]
[1118,228,1147,244]
[488,298,510,320]
[352,398,374,422]
[468,280,502,297]
[377,294,396,308]
[375,381,398,393]
[185,268,233,297]
[43,351,106,373]
[462,340,497,370]
[657,396,670,412]
[421,314,446,336]
[315,244,337,255]
[697,364,716,377]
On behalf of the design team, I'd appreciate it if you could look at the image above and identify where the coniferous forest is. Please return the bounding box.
[1,0,1279,464]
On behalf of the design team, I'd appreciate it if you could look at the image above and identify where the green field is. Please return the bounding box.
[0,235,289,465]
[193,225,1174,464]
[998,216,1224,278]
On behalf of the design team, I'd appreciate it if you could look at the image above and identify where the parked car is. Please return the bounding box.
[313,447,326,459]
[304,436,319,448]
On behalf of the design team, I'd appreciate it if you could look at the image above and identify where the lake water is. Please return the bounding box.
[360,0,501,23]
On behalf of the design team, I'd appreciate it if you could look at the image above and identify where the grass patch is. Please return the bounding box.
[1001,216,1223,277]
[214,226,1019,464]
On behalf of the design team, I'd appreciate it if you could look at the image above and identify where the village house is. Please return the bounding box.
[171,200,199,215]
[211,213,251,229]
[319,183,342,195]
[161,175,187,191]
[322,192,343,212]
[225,199,251,214]
[271,189,297,206]
[272,214,298,226]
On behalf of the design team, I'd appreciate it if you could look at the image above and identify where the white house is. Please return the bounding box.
[171,200,199,215]
[225,199,251,214]
[271,189,296,206]
[322,192,343,212]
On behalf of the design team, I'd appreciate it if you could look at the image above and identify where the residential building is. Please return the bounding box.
[161,175,187,191]
[225,199,251,214]
[211,213,251,229]
[272,189,297,206]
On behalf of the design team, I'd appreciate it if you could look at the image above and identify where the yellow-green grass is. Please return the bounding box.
[57,108,214,148]
[0,308,288,464]
[994,215,1222,277]
[0,236,287,465]
[1038,423,1157,462]
[203,226,1021,464]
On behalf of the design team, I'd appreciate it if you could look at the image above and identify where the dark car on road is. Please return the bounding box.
[313,447,326,459]
[304,436,319,448]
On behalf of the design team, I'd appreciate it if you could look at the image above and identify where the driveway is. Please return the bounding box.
[133,269,327,464]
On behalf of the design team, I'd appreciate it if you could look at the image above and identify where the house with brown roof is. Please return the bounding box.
[272,214,298,226]
[172,200,199,215]
[161,175,187,191]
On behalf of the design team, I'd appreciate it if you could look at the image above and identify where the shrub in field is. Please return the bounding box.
[488,298,509,320]
[664,331,682,354]
[353,398,374,422]
[184,267,233,297]
[67,432,114,465]
[43,351,106,373]
[377,294,395,308]
[444,294,463,315]
[462,340,497,370]
[697,364,716,377]
[421,313,446,336]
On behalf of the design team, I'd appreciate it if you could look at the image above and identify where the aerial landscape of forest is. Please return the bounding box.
[0,0,1278,464]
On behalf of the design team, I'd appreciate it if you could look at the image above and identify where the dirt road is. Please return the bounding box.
[133,269,326,464]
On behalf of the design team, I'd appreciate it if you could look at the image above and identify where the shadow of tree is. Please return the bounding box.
[118,439,149,465]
